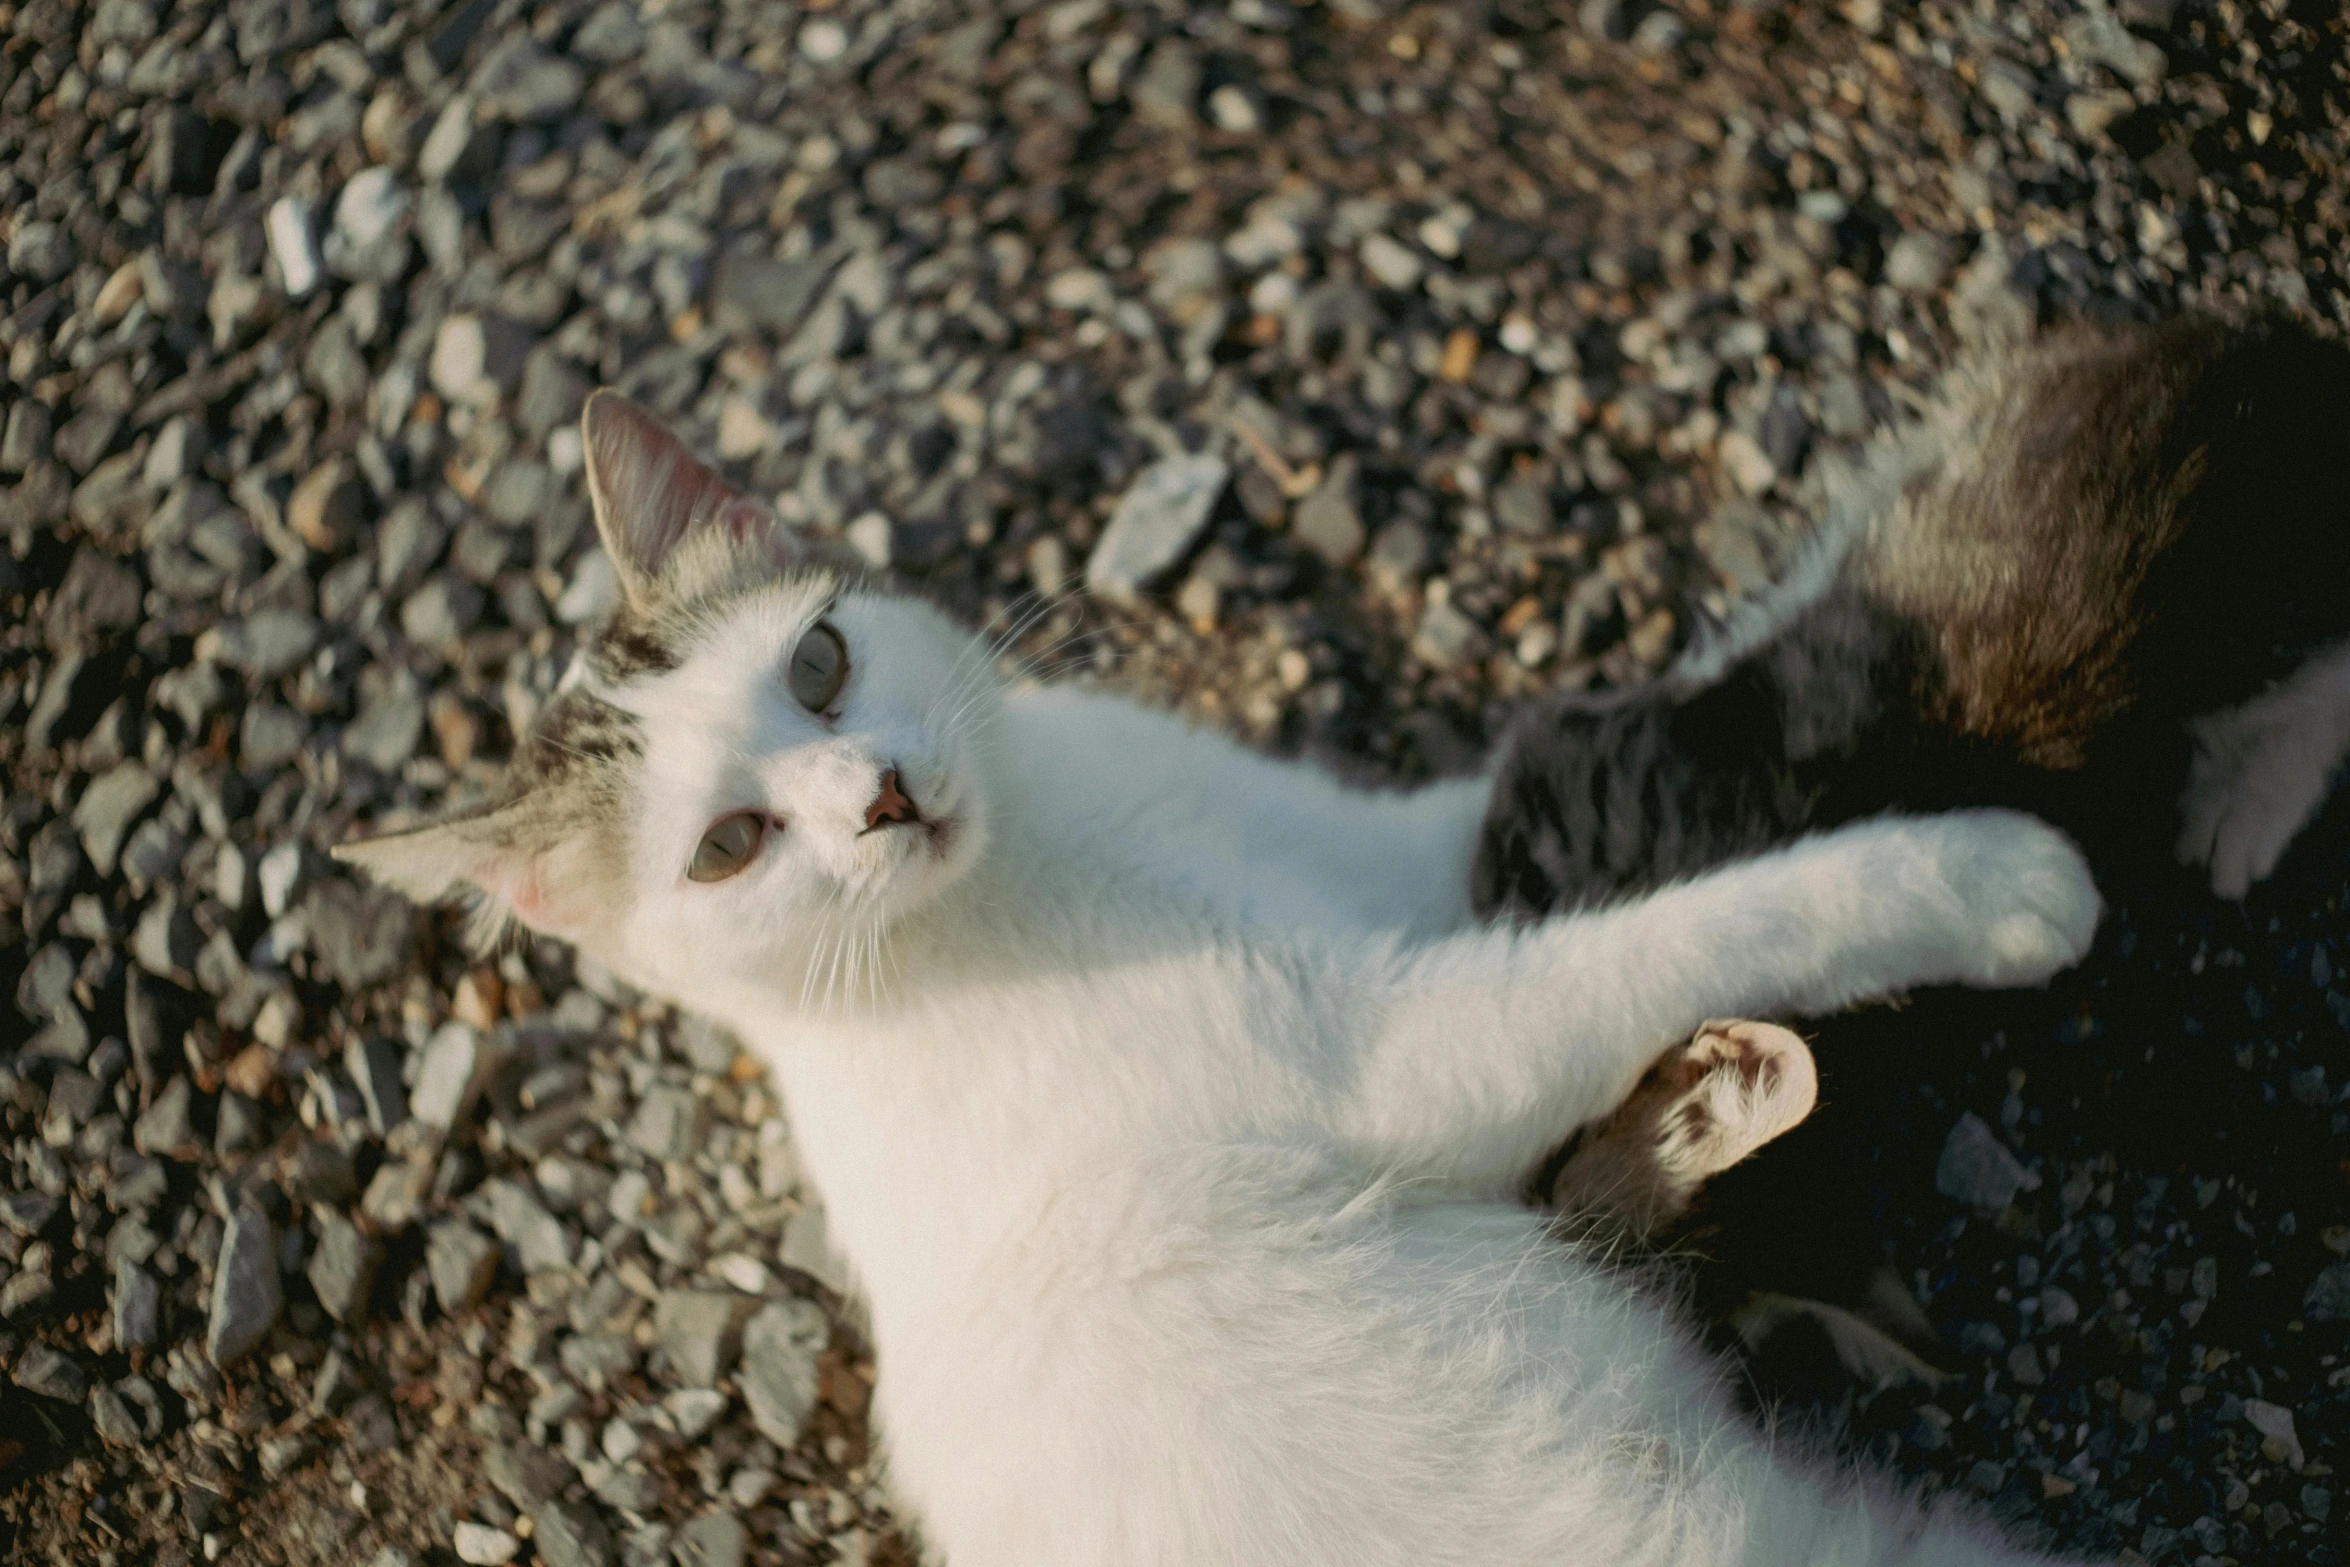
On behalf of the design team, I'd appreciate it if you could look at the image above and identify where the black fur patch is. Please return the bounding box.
[1475,313,2350,920]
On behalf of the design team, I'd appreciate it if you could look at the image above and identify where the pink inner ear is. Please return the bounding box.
[506,874,550,923]
[715,495,771,544]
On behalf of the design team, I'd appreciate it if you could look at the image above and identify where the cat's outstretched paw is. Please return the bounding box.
[1550,1020,1816,1237]
[1935,810,2102,988]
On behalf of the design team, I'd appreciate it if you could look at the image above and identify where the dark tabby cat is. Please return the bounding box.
[1485,312,2350,1394]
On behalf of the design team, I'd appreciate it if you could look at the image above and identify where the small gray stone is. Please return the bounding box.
[344,665,429,772]
[560,1331,641,1388]
[672,1513,748,1567]
[413,1022,491,1129]
[240,703,310,770]
[475,38,586,122]
[259,1431,316,1479]
[347,1036,409,1132]
[2304,1261,2350,1321]
[200,610,320,682]
[206,1205,283,1366]
[72,763,159,877]
[12,1342,88,1401]
[1358,233,1424,292]
[590,1465,661,1514]
[1087,454,1229,604]
[401,576,486,647]
[1,400,51,474]
[1292,454,1365,566]
[308,878,415,988]
[431,314,535,407]
[1976,58,2036,122]
[133,892,203,982]
[377,499,447,591]
[91,1382,144,1446]
[114,1256,161,1348]
[325,168,414,284]
[2,1191,59,1237]
[778,1208,853,1297]
[1130,40,1199,130]
[360,1156,434,1233]
[739,1298,829,1447]
[426,1219,501,1313]
[419,95,493,183]
[266,195,322,297]
[1492,471,1553,538]
[656,1290,751,1388]
[254,840,304,919]
[134,1074,199,1157]
[1884,232,1953,294]
[484,1179,576,1273]
[7,220,74,282]
[2037,1286,2080,1328]
[2063,7,2167,87]
[308,1210,384,1324]
[664,1388,729,1441]
[1411,598,1485,669]
[676,1017,743,1076]
[487,1441,577,1510]
[533,1499,615,1567]
[628,1085,706,1163]
[1934,1112,2041,1213]
[708,253,834,336]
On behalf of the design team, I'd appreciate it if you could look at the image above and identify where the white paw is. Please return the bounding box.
[1935,810,2102,988]
[2177,734,2328,899]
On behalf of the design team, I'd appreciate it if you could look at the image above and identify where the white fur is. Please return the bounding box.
[2177,639,2350,897]
[464,587,2105,1567]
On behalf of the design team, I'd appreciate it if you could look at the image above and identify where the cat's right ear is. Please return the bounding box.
[581,390,781,610]
[333,812,603,946]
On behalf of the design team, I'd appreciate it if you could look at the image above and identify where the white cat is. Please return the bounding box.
[343,393,2106,1567]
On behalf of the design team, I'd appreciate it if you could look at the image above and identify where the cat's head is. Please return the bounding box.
[337,393,999,1002]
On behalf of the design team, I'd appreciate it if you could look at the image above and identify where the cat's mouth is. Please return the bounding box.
[859,767,957,861]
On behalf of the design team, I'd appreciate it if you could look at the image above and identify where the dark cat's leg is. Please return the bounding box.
[1545,1019,1950,1404]
[2177,640,2350,896]
[1472,589,1944,920]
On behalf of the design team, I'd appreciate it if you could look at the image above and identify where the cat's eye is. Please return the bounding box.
[788,623,849,713]
[688,812,766,883]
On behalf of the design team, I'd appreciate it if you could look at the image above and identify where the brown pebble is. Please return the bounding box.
[1439,327,1480,383]
[453,969,504,1032]
[288,458,365,551]
[223,1043,277,1101]
[93,261,145,326]
[430,691,479,770]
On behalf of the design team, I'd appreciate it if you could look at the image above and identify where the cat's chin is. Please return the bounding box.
[866,803,988,919]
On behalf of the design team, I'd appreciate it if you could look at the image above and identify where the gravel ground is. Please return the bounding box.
[3,1,2348,1564]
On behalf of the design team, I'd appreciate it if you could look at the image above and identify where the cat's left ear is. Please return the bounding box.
[581,390,792,610]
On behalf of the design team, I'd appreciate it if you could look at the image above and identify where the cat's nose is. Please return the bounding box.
[863,769,922,832]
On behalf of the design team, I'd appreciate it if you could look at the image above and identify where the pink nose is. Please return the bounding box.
[864,769,921,831]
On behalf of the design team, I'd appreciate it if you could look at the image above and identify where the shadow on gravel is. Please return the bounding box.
[1679,786,2350,1561]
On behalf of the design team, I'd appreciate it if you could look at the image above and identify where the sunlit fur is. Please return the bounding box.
[342,401,2115,1567]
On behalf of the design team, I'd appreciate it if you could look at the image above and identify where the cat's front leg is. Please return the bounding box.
[1330,810,2098,1189]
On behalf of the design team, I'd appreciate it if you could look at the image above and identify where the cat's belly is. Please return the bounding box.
[862,1147,1767,1567]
